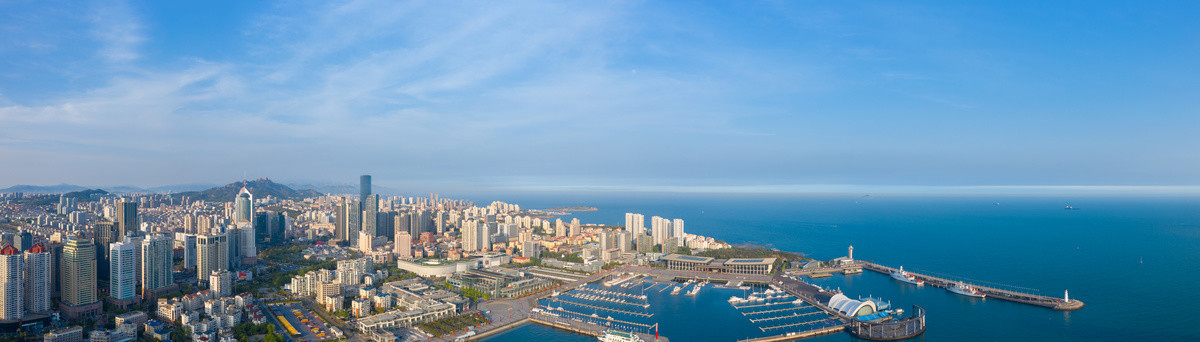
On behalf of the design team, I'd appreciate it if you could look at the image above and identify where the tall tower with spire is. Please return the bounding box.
[235,186,253,223]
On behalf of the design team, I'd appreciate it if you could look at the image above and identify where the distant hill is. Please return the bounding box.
[0,183,90,194]
[22,189,111,206]
[177,178,322,203]
[287,182,402,196]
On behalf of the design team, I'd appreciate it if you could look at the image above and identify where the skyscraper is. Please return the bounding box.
[239,223,257,264]
[363,193,379,238]
[394,213,411,242]
[0,245,23,320]
[109,241,137,301]
[24,243,51,314]
[377,211,395,240]
[116,201,139,237]
[334,202,347,242]
[177,234,197,270]
[344,199,361,246]
[141,235,173,293]
[225,226,241,268]
[61,237,98,309]
[94,221,118,282]
[360,175,372,207]
[121,234,144,290]
[255,211,287,245]
[235,186,253,223]
[196,235,227,286]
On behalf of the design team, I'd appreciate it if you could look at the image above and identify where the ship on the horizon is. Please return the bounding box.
[890,266,924,286]
[948,282,986,298]
[1065,204,1080,210]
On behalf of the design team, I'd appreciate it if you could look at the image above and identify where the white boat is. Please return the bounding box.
[948,282,986,298]
[598,330,644,342]
[890,266,924,286]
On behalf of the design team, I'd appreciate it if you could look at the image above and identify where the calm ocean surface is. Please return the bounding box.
[478,194,1200,341]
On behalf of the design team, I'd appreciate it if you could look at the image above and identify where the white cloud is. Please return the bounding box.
[88,0,145,64]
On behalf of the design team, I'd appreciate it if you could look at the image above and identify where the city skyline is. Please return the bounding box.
[2,1,1199,193]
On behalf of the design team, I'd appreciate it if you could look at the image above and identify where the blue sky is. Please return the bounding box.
[1,1,1198,193]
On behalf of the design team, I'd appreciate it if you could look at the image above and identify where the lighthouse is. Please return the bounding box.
[1064,289,1069,302]
[848,245,854,260]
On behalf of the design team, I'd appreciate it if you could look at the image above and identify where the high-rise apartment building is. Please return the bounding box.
[140,235,173,293]
[120,234,144,291]
[672,218,685,247]
[0,245,23,320]
[23,243,51,313]
[209,270,232,297]
[625,213,645,236]
[651,216,671,245]
[108,241,137,301]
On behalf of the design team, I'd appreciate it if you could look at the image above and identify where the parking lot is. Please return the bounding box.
[268,302,336,341]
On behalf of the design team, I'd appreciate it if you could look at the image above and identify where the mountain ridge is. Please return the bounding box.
[176,178,322,202]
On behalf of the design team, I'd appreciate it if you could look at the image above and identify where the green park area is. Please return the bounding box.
[416,312,490,337]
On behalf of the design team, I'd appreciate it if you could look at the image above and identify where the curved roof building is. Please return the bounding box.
[827,293,878,317]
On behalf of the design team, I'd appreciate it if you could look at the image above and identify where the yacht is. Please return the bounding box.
[889,266,924,286]
[948,282,986,298]
[598,330,644,342]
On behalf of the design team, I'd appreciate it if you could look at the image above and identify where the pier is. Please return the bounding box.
[744,306,812,316]
[734,301,800,310]
[761,318,840,332]
[860,262,1085,311]
[546,297,654,317]
[577,285,647,300]
[563,291,648,308]
[529,311,667,342]
[749,310,825,323]
[736,325,846,342]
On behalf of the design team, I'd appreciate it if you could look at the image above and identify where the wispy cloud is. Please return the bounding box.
[1,1,1198,189]
[88,0,145,64]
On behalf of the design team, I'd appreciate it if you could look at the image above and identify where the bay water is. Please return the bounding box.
[479,194,1200,341]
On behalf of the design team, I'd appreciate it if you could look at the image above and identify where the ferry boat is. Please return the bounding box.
[889,266,924,286]
[598,330,644,342]
[948,282,986,298]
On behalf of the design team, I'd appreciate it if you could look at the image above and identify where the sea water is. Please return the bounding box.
[480,194,1200,341]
